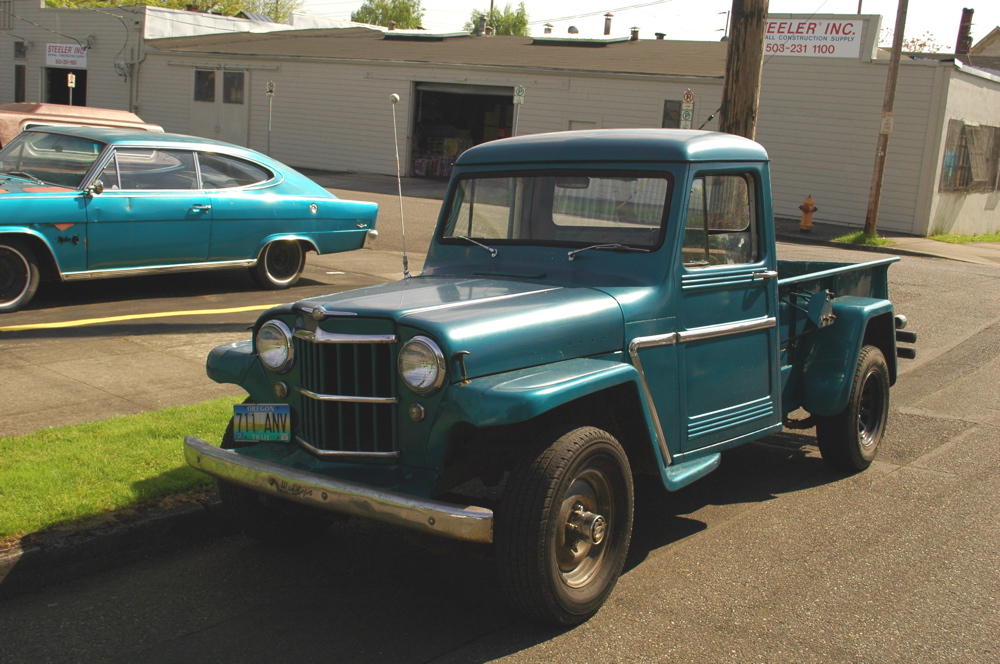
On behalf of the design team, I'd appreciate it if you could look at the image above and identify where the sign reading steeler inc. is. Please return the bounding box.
[46,43,88,67]
[764,19,862,59]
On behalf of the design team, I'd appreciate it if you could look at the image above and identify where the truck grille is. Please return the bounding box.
[293,330,398,458]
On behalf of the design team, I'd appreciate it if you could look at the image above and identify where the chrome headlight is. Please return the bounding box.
[398,336,446,394]
[256,320,294,373]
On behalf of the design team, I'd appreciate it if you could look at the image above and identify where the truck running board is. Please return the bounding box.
[664,453,722,491]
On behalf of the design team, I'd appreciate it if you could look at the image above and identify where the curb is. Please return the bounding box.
[0,496,225,600]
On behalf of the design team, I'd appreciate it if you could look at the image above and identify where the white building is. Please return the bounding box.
[1,1,998,236]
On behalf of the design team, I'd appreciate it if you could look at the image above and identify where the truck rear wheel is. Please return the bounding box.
[217,408,336,540]
[495,427,633,626]
[816,345,890,472]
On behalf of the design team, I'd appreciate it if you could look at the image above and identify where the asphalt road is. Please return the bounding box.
[1,238,997,662]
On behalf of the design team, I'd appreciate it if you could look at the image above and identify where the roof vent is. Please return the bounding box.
[568,26,579,34]
[655,32,665,40]
[604,13,613,36]
[630,27,639,41]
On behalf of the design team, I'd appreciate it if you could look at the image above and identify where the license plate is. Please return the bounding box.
[233,404,291,443]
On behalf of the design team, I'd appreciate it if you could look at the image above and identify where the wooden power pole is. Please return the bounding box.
[718,0,769,140]
[863,0,908,237]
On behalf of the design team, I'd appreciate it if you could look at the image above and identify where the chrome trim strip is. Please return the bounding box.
[297,387,398,404]
[184,436,492,543]
[400,287,561,316]
[61,259,256,281]
[677,317,776,343]
[627,332,678,466]
[295,435,400,460]
[294,329,397,345]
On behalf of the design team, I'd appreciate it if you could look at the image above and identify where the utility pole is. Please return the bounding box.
[863,0,908,237]
[718,0,769,140]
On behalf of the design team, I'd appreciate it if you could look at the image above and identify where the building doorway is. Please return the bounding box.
[411,83,513,178]
[45,68,87,106]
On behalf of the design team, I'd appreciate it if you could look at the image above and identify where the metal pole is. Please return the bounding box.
[863,0,908,237]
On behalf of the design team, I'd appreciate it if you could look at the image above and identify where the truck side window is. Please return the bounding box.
[683,174,757,266]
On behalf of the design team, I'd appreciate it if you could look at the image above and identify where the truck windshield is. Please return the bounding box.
[441,171,671,250]
[0,131,105,188]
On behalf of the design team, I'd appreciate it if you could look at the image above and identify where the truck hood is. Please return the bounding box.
[295,276,625,379]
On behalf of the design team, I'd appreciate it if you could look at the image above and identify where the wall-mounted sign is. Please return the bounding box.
[46,43,88,68]
[764,19,862,59]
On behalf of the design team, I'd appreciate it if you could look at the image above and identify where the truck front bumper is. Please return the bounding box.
[184,436,494,544]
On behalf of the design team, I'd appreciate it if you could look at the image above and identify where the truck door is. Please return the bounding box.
[676,170,781,454]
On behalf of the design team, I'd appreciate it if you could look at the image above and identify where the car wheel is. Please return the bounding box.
[0,241,40,313]
[250,240,305,290]
[218,404,336,541]
[816,345,890,472]
[495,427,634,626]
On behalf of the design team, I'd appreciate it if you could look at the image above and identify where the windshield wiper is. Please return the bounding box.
[456,236,498,257]
[567,244,650,261]
[2,171,47,185]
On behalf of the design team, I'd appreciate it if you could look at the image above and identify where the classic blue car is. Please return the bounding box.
[0,127,378,312]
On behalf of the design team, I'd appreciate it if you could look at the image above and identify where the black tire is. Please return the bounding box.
[495,427,634,626]
[816,345,890,472]
[218,408,335,541]
[250,240,305,290]
[0,241,40,313]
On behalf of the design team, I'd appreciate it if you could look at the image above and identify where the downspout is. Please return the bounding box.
[130,8,147,113]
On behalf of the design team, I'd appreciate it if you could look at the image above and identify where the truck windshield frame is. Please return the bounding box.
[440,169,673,251]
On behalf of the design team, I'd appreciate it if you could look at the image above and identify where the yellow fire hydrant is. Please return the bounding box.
[799,195,818,232]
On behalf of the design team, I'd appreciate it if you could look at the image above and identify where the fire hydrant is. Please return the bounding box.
[799,195,818,232]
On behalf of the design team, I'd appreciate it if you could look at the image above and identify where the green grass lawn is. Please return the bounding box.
[832,231,895,246]
[929,231,1000,244]
[0,396,240,546]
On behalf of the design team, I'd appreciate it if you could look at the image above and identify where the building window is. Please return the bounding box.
[662,100,682,128]
[223,71,244,104]
[14,41,27,59]
[14,64,25,102]
[194,69,215,102]
[941,119,1000,193]
[1,1,13,30]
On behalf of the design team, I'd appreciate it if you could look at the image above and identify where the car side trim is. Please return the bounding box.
[61,259,256,281]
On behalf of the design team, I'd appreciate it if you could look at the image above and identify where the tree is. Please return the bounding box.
[351,0,424,29]
[880,28,945,53]
[464,2,529,37]
[44,0,303,24]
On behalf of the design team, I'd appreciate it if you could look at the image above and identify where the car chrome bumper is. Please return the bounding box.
[184,436,493,543]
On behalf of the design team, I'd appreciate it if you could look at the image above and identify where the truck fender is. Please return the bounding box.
[206,338,270,397]
[444,357,662,454]
[798,296,896,417]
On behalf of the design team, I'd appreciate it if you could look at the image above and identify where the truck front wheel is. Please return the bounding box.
[816,345,890,472]
[495,427,634,626]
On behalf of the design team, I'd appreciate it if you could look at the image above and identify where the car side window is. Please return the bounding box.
[197,152,271,188]
[114,148,198,190]
[683,174,758,266]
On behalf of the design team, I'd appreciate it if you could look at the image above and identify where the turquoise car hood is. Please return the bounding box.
[297,277,626,379]
[0,176,75,195]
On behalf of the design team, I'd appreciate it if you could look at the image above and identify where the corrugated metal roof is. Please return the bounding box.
[147,28,728,78]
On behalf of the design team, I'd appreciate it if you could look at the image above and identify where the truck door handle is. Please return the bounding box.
[191,204,212,212]
[752,270,778,281]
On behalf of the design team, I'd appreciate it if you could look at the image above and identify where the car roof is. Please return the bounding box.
[23,125,251,151]
[455,129,769,167]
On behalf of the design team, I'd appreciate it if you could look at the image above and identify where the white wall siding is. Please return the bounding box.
[758,55,939,234]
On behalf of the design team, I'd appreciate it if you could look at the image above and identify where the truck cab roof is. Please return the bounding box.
[455,129,770,167]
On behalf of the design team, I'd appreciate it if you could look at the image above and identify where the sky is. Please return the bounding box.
[296,0,999,51]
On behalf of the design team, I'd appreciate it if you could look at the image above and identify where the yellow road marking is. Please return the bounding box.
[0,304,280,332]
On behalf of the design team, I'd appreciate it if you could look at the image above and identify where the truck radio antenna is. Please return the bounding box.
[389,93,411,279]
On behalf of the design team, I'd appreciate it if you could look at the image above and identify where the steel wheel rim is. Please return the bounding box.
[555,467,613,588]
[857,369,886,449]
[0,247,29,303]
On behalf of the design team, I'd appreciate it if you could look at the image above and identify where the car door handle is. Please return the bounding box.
[752,270,778,281]
[191,204,212,212]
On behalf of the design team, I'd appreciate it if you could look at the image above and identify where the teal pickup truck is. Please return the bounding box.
[184,129,915,625]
